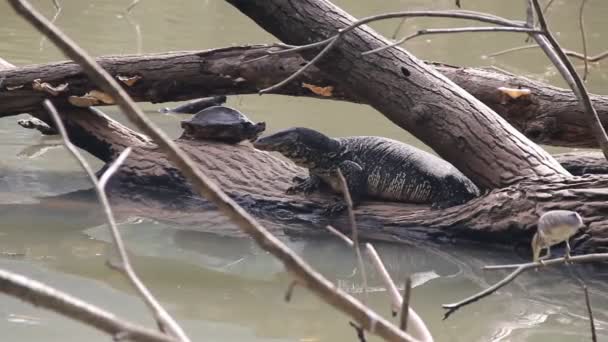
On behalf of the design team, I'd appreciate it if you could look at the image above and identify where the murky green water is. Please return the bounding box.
[1,0,608,341]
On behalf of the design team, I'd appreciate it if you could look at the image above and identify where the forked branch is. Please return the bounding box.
[442,252,608,319]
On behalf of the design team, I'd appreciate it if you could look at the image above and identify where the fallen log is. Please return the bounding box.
[24,106,603,253]
[1,46,607,148]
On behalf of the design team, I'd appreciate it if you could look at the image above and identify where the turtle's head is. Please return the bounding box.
[253,127,341,168]
[244,121,266,141]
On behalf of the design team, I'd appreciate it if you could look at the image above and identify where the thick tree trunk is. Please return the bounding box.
[3,48,607,149]
[224,0,569,189]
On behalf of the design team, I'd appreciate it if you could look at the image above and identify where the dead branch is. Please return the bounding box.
[126,0,140,14]
[363,27,541,56]
[39,0,61,51]
[578,0,589,81]
[400,277,412,332]
[583,285,597,342]
[258,9,528,92]
[442,252,608,319]
[326,225,355,247]
[43,100,189,341]
[527,0,608,160]
[365,244,433,342]
[488,45,608,62]
[336,169,370,304]
[366,244,401,315]
[0,268,176,342]
[8,1,419,340]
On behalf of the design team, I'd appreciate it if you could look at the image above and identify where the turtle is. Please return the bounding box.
[180,106,266,144]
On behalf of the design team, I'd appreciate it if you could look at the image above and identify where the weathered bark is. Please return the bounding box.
[554,152,608,175]
[2,47,606,148]
[436,63,608,148]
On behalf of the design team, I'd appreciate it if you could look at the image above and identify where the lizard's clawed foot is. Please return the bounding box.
[322,202,347,216]
[286,177,318,195]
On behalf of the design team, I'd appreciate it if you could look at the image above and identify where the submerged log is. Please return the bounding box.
[1,46,607,148]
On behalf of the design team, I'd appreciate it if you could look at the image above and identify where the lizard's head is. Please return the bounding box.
[253,127,341,168]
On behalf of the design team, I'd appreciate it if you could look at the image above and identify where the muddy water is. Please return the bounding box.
[1,0,608,341]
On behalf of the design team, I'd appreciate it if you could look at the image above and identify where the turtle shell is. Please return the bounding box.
[180,106,265,144]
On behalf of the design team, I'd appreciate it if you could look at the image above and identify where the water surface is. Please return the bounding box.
[1,0,607,341]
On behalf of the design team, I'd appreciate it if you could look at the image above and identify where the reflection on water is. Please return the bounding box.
[1,0,608,341]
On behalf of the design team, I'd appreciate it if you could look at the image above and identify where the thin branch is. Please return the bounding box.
[487,44,608,62]
[578,0,589,81]
[363,26,542,56]
[443,252,608,318]
[443,264,526,319]
[284,281,297,302]
[529,0,608,161]
[339,10,525,33]
[543,0,557,15]
[260,10,526,93]
[43,101,189,341]
[400,277,412,332]
[583,285,597,342]
[336,169,369,305]
[325,225,354,247]
[9,1,418,341]
[125,13,143,54]
[349,321,368,342]
[259,36,338,94]
[365,244,433,342]
[39,0,61,51]
[0,268,176,342]
[391,18,407,39]
[126,0,140,14]
[366,244,401,315]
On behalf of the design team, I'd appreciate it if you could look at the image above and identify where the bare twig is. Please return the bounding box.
[365,244,433,342]
[43,100,189,341]
[325,225,354,247]
[126,0,140,14]
[543,0,557,15]
[400,277,412,332]
[336,170,370,305]
[583,285,597,342]
[391,18,407,39]
[443,264,526,319]
[443,252,608,318]
[0,268,176,342]
[529,0,608,161]
[487,45,608,62]
[260,10,526,92]
[259,36,338,94]
[124,13,143,54]
[349,321,368,342]
[284,281,297,302]
[363,27,541,56]
[366,244,401,315]
[9,1,418,340]
[39,0,61,51]
[578,0,589,81]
